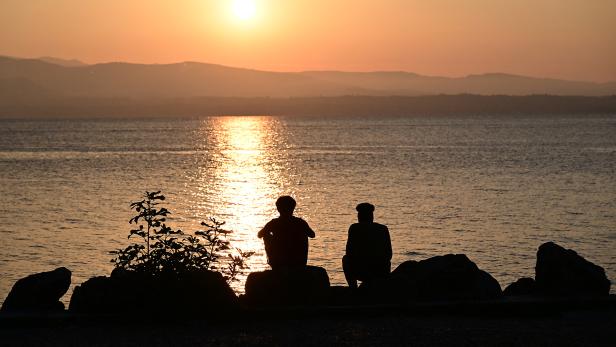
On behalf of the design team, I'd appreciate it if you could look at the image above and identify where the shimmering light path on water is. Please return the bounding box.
[1,115,615,303]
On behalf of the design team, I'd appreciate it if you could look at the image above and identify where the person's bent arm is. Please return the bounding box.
[384,227,392,260]
[346,225,354,256]
[257,223,270,239]
[305,221,316,238]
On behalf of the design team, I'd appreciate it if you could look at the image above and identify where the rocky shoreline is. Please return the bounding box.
[0,242,616,325]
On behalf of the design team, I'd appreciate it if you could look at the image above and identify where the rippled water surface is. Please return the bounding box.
[1,115,615,302]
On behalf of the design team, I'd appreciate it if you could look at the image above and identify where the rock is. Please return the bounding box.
[535,242,611,296]
[327,285,360,306]
[363,254,502,302]
[1,267,71,312]
[244,266,330,306]
[503,277,536,296]
[69,269,237,315]
[68,276,112,313]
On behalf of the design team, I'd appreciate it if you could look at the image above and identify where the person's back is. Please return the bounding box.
[343,203,392,288]
[346,222,391,262]
[258,196,315,270]
[260,216,312,269]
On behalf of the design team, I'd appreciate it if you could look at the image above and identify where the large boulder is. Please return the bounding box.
[244,266,330,306]
[363,254,502,302]
[535,242,611,296]
[1,267,71,312]
[69,269,238,315]
[503,277,536,296]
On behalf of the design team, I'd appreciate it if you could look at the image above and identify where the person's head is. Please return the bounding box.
[356,202,374,223]
[276,196,296,217]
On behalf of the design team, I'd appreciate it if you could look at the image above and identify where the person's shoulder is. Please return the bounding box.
[292,216,309,225]
[373,223,389,232]
[348,223,362,234]
[263,218,281,229]
[265,218,279,225]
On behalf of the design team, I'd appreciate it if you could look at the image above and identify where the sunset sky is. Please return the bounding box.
[1,0,614,82]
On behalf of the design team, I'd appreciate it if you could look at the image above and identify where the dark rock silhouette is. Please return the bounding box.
[1,267,71,312]
[535,242,611,296]
[69,269,237,314]
[503,277,536,296]
[343,202,392,289]
[244,266,330,306]
[258,196,315,270]
[393,254,502,300]
[327,285,360,306]
[362,254,502,302]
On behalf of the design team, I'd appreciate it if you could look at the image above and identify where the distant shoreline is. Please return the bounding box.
[1,95,616,119]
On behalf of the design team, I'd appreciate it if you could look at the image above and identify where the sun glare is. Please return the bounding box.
[232,0,257,21]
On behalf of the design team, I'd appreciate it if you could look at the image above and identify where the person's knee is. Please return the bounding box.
[342,255,353,271]
[343,256,361,281]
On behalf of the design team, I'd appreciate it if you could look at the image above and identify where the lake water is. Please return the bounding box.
[1,115,615,303]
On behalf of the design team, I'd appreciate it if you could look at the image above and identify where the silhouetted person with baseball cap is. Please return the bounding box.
[343,203,392,289]
[258,196,316,271]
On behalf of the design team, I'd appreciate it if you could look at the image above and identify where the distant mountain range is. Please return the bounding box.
[36,56,87,67]
[1,56,615,102]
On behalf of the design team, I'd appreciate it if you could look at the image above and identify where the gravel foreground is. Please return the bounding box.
[2,307,615,347]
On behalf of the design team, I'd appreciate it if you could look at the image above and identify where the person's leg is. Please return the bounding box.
[373,260,391,280]
[357,261,391,287]
[263,234,278,269]
[342,255,358,289]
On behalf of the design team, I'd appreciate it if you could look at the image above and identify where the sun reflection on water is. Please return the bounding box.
[198,116,286,289]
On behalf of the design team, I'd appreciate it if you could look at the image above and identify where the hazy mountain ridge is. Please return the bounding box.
[1,56,614,102]
[301,71,616,96]
[37,57,86,67]
[0,56,364,99]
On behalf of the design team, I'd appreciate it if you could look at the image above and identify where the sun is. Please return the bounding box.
[232,0,257,21]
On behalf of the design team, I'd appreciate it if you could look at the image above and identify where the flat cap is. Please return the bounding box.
[356,202,375,213]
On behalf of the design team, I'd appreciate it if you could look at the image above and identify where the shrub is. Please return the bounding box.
[110,191,254,283]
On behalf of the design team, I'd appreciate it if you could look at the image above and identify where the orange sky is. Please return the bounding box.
[1,0,614,82]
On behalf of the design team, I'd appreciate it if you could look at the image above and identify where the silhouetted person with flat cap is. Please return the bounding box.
[343,203,392,289]
[258,196,316,271]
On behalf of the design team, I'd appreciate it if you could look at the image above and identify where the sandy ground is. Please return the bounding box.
[1,307,615,347]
